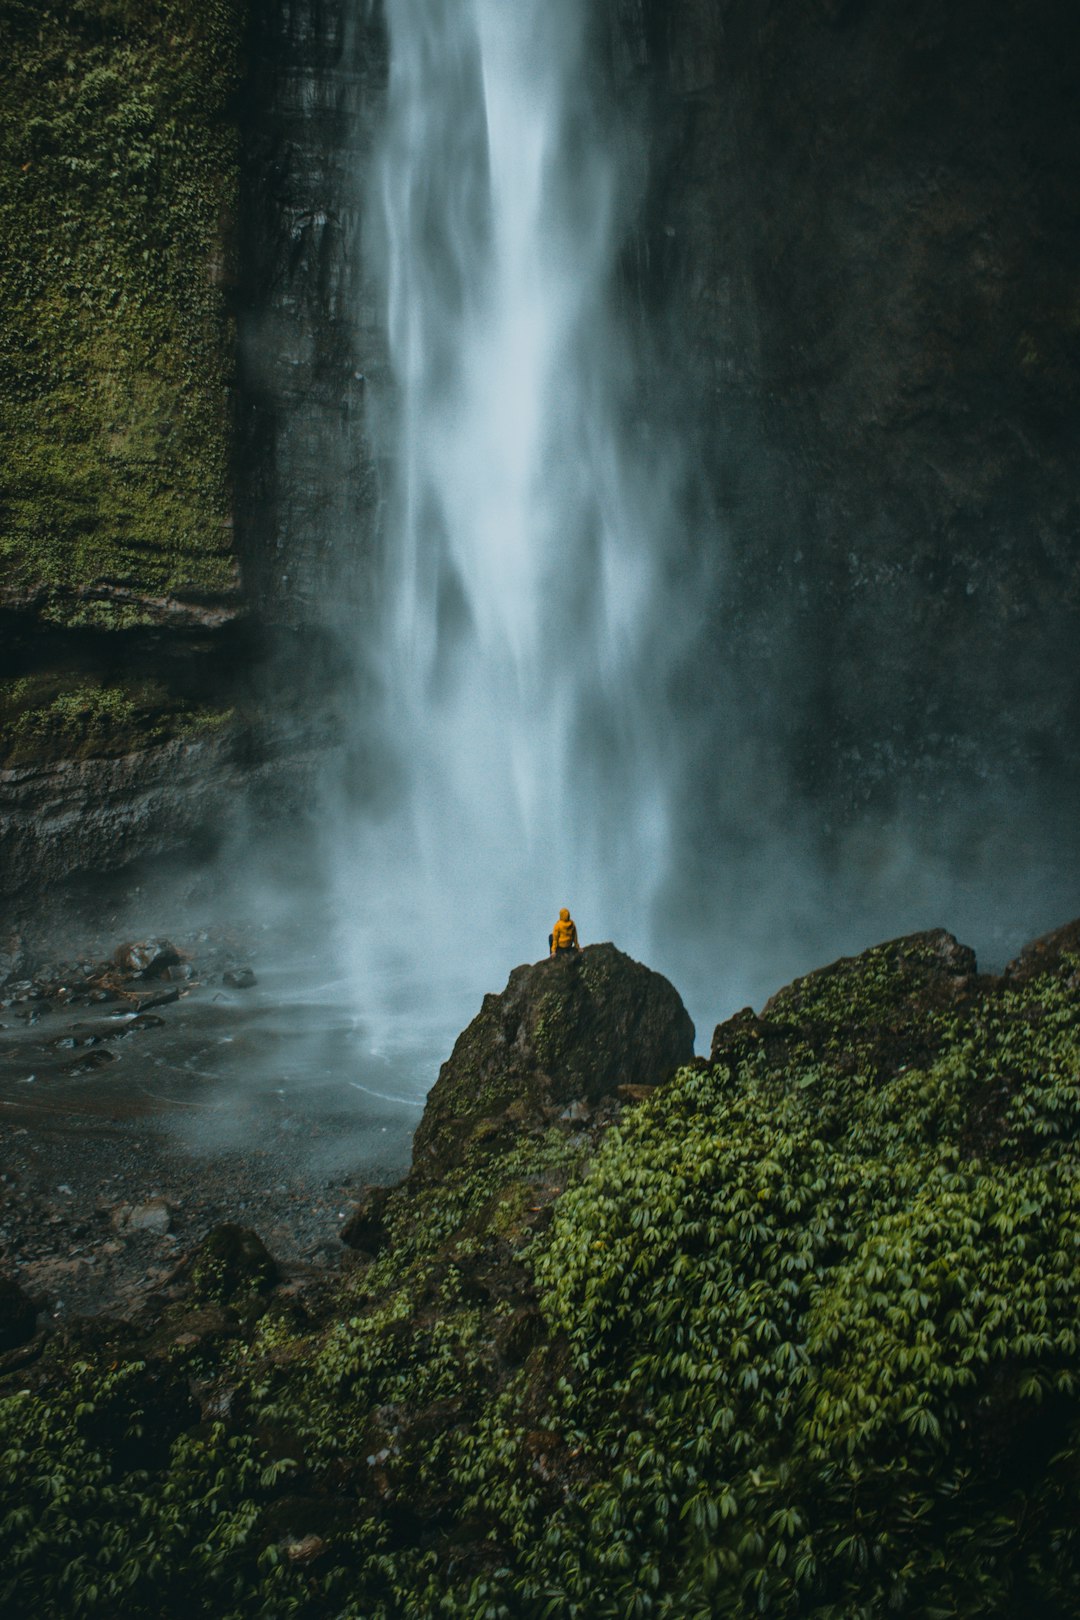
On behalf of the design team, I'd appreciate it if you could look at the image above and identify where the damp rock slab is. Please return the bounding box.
[411,942,695,1180]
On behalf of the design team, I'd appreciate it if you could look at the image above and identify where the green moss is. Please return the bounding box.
[0,0,242,626]
[0,672,236,763]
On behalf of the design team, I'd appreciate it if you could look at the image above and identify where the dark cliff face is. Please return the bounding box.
[235,0,387,627]
[618,0,1080,857]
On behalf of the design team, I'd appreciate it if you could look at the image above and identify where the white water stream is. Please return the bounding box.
[333,0,685,1063]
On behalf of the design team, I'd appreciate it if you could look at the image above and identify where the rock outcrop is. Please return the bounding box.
[712,927,980,1078]
[411,942,695,1180]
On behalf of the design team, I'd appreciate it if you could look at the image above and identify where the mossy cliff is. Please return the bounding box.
[4,925,1080,1617]
[0,0,317,898]
[0,0,243,629]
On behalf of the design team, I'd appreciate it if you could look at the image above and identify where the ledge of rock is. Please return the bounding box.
[411,943,695,1181]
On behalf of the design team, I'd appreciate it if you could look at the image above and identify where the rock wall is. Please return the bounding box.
[0,0,389,900]
[235,0,387,624]
[618,0,1080,828]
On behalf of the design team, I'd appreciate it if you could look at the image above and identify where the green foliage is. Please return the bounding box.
[0,672,235,763]
[0,1362,313,1618]
[0,0,242,625]
[3,946,1080,1616]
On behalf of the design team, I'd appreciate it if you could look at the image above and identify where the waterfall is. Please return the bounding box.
[334,0,683,1064]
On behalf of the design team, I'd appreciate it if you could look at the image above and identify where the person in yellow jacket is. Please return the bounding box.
[549,908,580,956]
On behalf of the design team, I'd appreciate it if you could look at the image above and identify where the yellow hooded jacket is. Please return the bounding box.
[551,909,579,953]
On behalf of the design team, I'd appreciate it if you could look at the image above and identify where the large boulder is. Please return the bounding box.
[712,928,980,1078]
[1002,917,1080,986]
[411,944,695,1180]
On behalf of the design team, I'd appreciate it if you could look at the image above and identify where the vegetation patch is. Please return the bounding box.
[0,672,235,764]
[0,0,243,627]
[2,932,1080,1616]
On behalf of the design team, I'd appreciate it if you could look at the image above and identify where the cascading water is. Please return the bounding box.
[332,0,687,1071]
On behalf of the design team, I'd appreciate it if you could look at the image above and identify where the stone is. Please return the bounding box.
[65,1048,118,1075]
[188,1224,279,1303]
[122,985,180,1014]
[113,939,182,979]
[411,943,695,1180]
[1002,918,1080,986]
[0,934,30,986]
[615,1084,656,1105]
[0,1272,38,1352]
[223,967,257,989]
[128,1200,173,1236]
[559,1099,592,1123]
[340,1185,393,1255]
[285,1535,328,1565]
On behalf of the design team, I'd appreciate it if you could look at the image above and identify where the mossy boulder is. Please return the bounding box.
[188,1223,279,1304]
[1003,916,1080,986]
[411,943,695,1180]
[713,927,981,1084]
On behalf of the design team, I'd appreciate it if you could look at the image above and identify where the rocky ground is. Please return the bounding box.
[0,920,407,1337]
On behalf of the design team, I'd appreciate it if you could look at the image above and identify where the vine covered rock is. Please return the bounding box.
[410,942,695,1179]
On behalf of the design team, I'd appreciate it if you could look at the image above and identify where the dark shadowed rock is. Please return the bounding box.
[340,1185,393,1255]
[223,967,257,989]
[1002,917,1080,986]
[412,943,694,1180]
[113,939,182,979]
[0,1272,37,1352]
[188,1224,279,1304]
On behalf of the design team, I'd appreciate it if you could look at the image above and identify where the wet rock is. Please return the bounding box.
[122,985,180,1014]
[63,1047,118,1075]
[0,1272,38,1352]
[149,1305,240,1359]
[0,934,30,986]
[113,939,182,979]
[412,943,695,1180]
[615,1084,656,1105]
[559,1099,591,1123]
[164,962,194,982]
[188,1224,279,1304]
[128,1199,173,1236]
[223,967,257,989]
[340,1184,393,1255]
